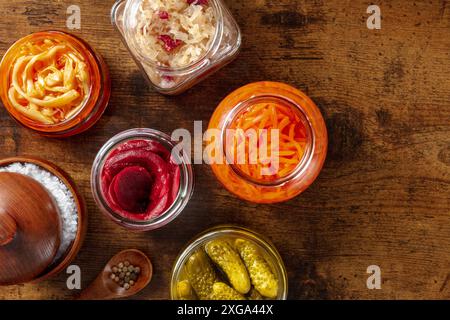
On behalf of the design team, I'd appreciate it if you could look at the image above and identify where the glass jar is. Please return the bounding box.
[0,31,111,138]
[170,225,288,300]
[208,81,328,203]
[111,0,241,95]
[91,128,194,231]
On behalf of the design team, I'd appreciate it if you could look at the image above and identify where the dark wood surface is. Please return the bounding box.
[0,0,449,299]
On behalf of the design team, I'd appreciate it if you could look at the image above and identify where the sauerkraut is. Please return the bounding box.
[8,38,91,124]
[134,0,217,68]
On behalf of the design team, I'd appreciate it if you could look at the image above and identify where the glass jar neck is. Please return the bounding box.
[221,95,315,187]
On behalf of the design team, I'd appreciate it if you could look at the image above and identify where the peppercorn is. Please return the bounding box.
[111,261,140,289]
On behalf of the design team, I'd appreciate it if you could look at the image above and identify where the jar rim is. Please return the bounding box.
[122,0,224,72]
[91,128,194,231]
[170,225,289,300]
[0,30,106,135]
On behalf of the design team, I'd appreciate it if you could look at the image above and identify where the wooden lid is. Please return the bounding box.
[0,172,61,285]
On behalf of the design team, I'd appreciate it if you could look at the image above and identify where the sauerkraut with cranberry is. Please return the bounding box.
[135,0,217,68]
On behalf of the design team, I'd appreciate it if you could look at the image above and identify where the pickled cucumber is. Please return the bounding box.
[211,282,246,300]
[205,239,251,294]
[177,280,198,300]
[248,287,264,300]
[185,250,217,299]
[235,239,278,299]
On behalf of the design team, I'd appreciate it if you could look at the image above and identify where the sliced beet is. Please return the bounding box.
[104,149,168,177]
[114,139,171,159]
[111,166,153,213]
[146,192,169,218]
[169,163,181,204]
[101,139,181,221]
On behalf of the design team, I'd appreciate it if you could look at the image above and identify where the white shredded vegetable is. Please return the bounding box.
[134,0,217,68]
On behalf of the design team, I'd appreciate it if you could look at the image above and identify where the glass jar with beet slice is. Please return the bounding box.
[91,128,194,231]
[111,0,241,95]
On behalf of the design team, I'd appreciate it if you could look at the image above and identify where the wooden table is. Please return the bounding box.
[0,0,449,300]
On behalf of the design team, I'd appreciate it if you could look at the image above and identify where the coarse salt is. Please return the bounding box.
[0,163,78,264]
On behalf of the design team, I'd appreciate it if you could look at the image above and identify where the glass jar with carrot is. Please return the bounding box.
[207,82,327,203]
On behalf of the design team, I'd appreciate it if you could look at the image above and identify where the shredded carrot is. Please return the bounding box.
[288,124,295,140]
[227,101,307,182]
[278,117,290,132]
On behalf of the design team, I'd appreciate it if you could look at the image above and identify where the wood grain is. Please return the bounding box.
[0,0,449,299]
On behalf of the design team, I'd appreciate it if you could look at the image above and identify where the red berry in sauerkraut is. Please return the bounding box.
[187,0,208,4]
[135,0,217,68]
[158,35,183,52]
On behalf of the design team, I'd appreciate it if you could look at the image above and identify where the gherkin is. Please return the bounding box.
[205,239,251,294]
[211,282,246,300]
[235,239,278,299]
[177,280,198,300]
[248,287,264,300]
[185,250,217,299]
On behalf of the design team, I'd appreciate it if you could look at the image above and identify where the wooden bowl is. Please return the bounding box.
[0,157,87,283]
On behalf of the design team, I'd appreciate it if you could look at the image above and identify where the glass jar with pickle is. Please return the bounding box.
[171,226,288,300]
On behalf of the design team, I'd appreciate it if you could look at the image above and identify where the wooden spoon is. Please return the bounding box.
[77,249,153,300]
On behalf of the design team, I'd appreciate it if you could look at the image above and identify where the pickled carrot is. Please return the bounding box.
[227,101,307,182]
[208,82,328,204]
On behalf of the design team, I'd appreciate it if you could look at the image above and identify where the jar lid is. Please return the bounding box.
[0,172,61,285]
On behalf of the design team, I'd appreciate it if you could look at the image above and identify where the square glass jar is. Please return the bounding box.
[111,0,242,95]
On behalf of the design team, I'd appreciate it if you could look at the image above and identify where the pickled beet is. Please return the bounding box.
[111,166,152,213]
[101,139,181,221]
[158,35,183,52]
